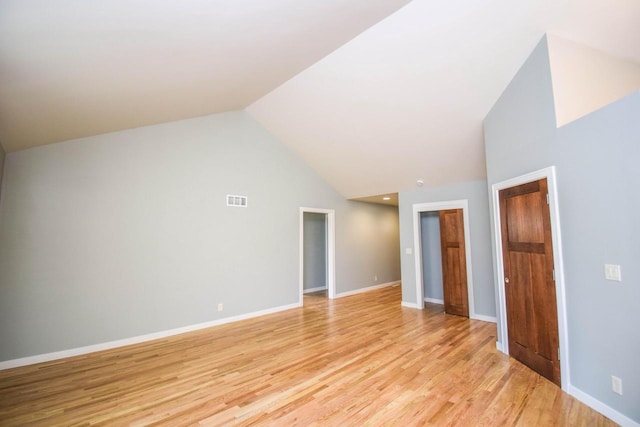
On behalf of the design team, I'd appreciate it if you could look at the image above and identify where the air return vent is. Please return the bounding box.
[226,195,248,207]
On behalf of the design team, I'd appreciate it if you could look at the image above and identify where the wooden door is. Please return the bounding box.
[499,178,560,386]
[439,209,469,317]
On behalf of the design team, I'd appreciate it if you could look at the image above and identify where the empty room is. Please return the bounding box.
[0,1,639,425]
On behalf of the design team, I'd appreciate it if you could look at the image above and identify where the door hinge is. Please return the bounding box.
[557,347,560,360]
[546,193,550,205]
[552,269,555,281]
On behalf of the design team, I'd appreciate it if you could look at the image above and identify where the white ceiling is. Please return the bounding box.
[248,0,640,198]
[1,0,639,198]
[0,0,410,151]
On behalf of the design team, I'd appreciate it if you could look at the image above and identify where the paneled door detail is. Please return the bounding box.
[439,209,469,317]
[499,178,560,386]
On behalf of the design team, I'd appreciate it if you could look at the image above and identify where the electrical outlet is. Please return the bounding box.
[605,264,622,281]
[612,376,623,395]
[217,303,223,312]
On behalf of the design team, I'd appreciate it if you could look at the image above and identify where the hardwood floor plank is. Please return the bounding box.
[0,285,616,426]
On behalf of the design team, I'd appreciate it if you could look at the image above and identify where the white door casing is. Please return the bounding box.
[412,200,477,319]
[491,166,569,391]
[299,207,336,302]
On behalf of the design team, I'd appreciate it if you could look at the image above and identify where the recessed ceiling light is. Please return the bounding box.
[383,197,391,201]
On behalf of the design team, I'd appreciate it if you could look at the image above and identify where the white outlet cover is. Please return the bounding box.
[612,375,623,395]
[605,264,622,281]
[405,248,413,255]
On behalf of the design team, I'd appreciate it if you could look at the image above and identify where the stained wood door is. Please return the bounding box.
[499,178,560,386]
[439,209,469,317]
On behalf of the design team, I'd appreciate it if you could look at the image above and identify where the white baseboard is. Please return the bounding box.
[494,341,637,426]
[423,298,496,323]
[335,280,400,298]
[303,286,327,294]
[401,301,422,309]
[0,301,301,371]
[568,385,639,427]
[471,314,497,323]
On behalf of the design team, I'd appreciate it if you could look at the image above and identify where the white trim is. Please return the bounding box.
[412,200,477,319]
[423,296,496,323]
[299,207,336,302]
[0,302,300,371]
[335,281,399,298]
[303,286,327,294]
[471,314,497,323]
[491,166,570,391]
[568,385,639,427]
[401,301,421,309]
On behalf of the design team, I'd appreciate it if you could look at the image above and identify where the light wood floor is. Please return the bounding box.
[0,285,615,426]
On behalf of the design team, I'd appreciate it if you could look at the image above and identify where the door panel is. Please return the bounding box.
[506,192,544,243]
[500,178,560,386]
[439,209,469,317]
[506,252,529,346]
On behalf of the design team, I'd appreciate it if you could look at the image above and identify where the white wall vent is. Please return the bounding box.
[226,195,248,207]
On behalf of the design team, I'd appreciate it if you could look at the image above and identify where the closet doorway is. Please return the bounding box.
[299,208,335,304]
[413,200,475,317]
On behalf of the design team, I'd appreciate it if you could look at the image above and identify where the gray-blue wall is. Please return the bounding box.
[420,212,443,302]
[0,110,401,362]
[483,36,557,342]
[303,212,327,291]
[339,201,401,291]
[484,37,557,185]
[554,91,640,421]
[399,180,495,318]
[484,35,639,422]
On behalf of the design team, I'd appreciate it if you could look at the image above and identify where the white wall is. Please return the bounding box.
[548,34,640,127]
[0,111,401,362]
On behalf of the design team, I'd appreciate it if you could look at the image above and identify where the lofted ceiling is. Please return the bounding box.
[1,0,639,199]
[0,0,410,151]
[247,0,640,198]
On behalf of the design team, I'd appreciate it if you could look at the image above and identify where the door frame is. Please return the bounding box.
[412,199,476,318]
[299,207,336,302]
[491,166,569,390]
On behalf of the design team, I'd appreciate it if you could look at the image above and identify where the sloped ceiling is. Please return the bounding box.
[248,0,640,198]
[1,0,639,199]
[0,0,410,151]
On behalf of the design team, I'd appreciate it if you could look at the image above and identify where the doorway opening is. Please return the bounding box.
[299,207,335,304]
[412,200,476,318]
[303,212,328,296]
[420,211,444,305]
